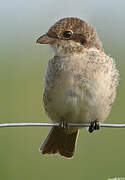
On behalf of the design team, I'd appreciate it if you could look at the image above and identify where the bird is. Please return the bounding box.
[36,17,118,158]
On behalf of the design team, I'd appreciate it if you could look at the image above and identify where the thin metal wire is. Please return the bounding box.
[0,122,125,128]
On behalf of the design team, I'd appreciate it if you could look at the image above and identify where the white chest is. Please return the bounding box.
[43,49,118,123]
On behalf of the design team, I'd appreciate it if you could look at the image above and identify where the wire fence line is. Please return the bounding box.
[0,122,125,128]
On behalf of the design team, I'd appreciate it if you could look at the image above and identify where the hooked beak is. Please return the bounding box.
[36,34,55,44]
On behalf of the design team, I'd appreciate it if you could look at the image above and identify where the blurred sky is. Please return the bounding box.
[0,0,125,64]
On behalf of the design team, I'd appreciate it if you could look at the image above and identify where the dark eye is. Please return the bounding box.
[62,31,73,38]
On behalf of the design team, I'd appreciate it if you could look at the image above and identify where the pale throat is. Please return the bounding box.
[50,40,84,57]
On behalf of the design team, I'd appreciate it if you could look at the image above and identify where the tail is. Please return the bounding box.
[39,127,78,158]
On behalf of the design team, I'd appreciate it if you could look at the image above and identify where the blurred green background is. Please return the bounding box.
[0,0,125,179]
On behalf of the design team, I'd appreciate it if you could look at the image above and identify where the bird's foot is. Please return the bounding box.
[89,120,100,133]
[59,119,68,130]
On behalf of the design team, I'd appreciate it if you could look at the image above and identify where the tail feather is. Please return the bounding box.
[40,127,78,158]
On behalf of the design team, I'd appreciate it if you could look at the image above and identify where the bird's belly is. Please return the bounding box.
[43,75,114,124]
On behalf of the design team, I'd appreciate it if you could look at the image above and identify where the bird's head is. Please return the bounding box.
[37,17,103,56]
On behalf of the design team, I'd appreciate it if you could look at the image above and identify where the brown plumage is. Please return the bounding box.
[40,127,78,158]
[47,17,103,50]
[37,17,118,158]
